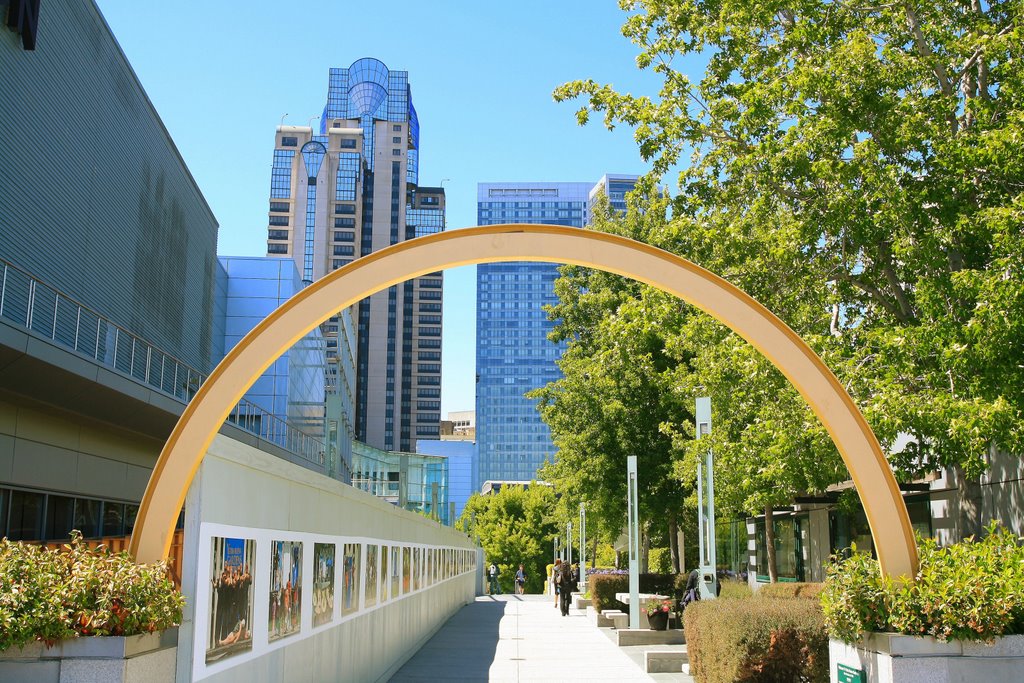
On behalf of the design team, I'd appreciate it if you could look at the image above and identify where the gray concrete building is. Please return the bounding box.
[265,58,446,454]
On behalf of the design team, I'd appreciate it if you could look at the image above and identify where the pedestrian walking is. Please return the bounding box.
[488,562,501,594]
[515,564,527,595]
[557,560,576,616]
[551,558,562,608]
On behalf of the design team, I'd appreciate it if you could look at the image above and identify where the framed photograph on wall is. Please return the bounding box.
[205,537,255,664]
[342,542,361,616]
[269,540,302,642]
[364,544,378,609]
[313,543,335,627]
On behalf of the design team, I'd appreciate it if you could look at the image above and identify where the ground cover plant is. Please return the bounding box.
[0,532,183,650]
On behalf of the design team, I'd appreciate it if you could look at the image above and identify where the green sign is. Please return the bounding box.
[837,663,866,683]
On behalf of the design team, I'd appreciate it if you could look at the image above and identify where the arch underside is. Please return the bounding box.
[128,224,918,579]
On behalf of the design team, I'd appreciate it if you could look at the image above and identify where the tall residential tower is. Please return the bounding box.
[266,59,445,453]
[475,176,638,488]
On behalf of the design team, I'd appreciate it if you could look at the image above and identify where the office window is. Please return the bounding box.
[334,231,355,242]
[393,124,401,131]
[340,138,357,148]
[335,204,355,214]
[334,245,354,256]
[268,243,288,254]
[270,202,290,212]
[7,490,44,541]
[281,136,298,147]
[102,503,125,537]
[392,149,401,156]
[269,215,289,226]
[268,229,288,240]
[392,137,401,144]
[335,217,356,228]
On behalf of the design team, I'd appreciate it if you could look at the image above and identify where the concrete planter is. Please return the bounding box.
[829,632,1024,683]
[0,628,177,683]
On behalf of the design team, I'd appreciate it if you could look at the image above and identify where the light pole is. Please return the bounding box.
[567,520,573,568]
[579,502,587,592]
[696,396,718,600]
[627,455,640,629]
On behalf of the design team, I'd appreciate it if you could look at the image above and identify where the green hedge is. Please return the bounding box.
[821,524,1024,643]
[684,598,828,683]
[0,533,184,650]
[590,573,682,613]
[757,582,823,601]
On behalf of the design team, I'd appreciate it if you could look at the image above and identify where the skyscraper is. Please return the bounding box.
[266,58,445,452]
[474,177,638,488]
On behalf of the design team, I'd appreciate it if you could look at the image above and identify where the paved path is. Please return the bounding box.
[390,594,656,682]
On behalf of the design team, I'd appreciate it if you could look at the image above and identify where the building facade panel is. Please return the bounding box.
[0,0,220,372]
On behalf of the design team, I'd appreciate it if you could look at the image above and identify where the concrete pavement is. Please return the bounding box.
[389,594,658,682]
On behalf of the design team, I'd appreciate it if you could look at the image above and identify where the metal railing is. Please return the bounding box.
[0,257,326,465]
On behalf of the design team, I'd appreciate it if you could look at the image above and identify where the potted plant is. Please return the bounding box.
[821,524,1024,683]
[0,531,184,683]
[646,598,673,631]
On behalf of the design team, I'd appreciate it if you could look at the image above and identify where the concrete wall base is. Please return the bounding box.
[0,629,177,683]
[829,634,1024,683]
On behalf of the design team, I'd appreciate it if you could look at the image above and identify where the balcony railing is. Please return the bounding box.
[0,257,326,466]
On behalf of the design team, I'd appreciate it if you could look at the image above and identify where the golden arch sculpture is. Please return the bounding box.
[128,224,919,579]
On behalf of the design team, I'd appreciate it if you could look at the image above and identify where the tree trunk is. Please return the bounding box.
[591,537,598,569]
[764,505,779,583]
[668,514,681,573]
[677,526,686,573]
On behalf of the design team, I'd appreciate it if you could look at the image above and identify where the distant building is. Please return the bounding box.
[474,177,638,487]
[264,58,446,454]
[416,439,476,522]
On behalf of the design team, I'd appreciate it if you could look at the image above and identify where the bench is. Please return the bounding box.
[645,648,689,673]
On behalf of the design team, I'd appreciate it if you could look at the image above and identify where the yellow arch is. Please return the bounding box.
[128,225,918,578]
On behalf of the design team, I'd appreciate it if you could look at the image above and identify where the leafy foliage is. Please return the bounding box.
[821,524,1024,642]
[0,533,183,650]
[545,0,1024,527]
[456,485,558,594]
[684,598,829,683]
[589,572,683,613]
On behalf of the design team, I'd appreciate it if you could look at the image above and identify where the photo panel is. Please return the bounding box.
[342,542,361,616]
[380,545,389,603]
[391,546,400,597]
[412,547,421,591]
[268,540,303,642]
[364,544,379,609]
[402,546,411,594]
[206,537,255,664]
[313,543,335,628]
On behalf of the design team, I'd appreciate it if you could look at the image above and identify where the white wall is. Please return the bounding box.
[176,434,477,683]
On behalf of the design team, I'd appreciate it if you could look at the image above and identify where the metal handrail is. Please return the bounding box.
[0,257,327,465]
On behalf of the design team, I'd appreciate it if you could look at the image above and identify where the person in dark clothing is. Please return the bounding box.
[557,562,576,616]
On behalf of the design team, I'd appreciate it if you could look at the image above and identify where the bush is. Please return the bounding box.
[648,547,672,573]
[720,579,753,600]
[758,582,823,601]
[0,532,184,650]
[821,524,1024,643]
[684,598,828,683]
[590,572,683,613]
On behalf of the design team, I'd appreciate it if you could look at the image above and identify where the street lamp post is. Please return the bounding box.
[579,502,587,593]
[696,396,718,600]
[627,455,640,630]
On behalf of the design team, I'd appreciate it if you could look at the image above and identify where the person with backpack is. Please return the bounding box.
[551,558,562,608]
[514,564,527,595]
[557,561,576,616]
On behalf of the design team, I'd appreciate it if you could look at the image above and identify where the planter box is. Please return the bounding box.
[829,633,1024,683]
[0,628,177,683]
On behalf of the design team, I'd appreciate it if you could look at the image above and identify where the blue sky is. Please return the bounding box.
[95,0,668,415]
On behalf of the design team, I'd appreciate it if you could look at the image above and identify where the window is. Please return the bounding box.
[268,243,288,254]
[334,231,354,242]
[755,514,805,582]
[420,279,442,289]
[268,229,288,240]
[418,351,441,360]
[7,490,44,541]
[340,138,357,149]
[421,195,439,205]
[419,327,441,337]
[417,363,441,373]
[333,259,352,269]
[392,149,401,156]
[269,215,289,226]
[419,303,441,312]
[418,315,441,325]
[281,136,298,147]
[392,137,401,144]
[417,387,440,398]
[333,245,354,256]
[393,124,401,131]
[270,202,289,212]
[335,204,355,214]
[334,217,355,228]
[419,290,442,300]
[419,338,441,348]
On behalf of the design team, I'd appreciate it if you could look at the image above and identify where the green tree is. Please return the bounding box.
[551,0,1023,478]
[456,484,558,594]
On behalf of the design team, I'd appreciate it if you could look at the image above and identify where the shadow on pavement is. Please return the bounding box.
[389,597,507,682]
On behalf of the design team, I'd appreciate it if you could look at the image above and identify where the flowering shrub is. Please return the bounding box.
[0,532,184,650]
[821,524,1024,643]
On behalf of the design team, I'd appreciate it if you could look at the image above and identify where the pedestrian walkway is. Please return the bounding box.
[390,594,657,682]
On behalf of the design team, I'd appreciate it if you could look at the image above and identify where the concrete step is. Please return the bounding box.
[615,628,686,646]
[573,595,592,609]
[611,613,630,630]
[645,648,689,674]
